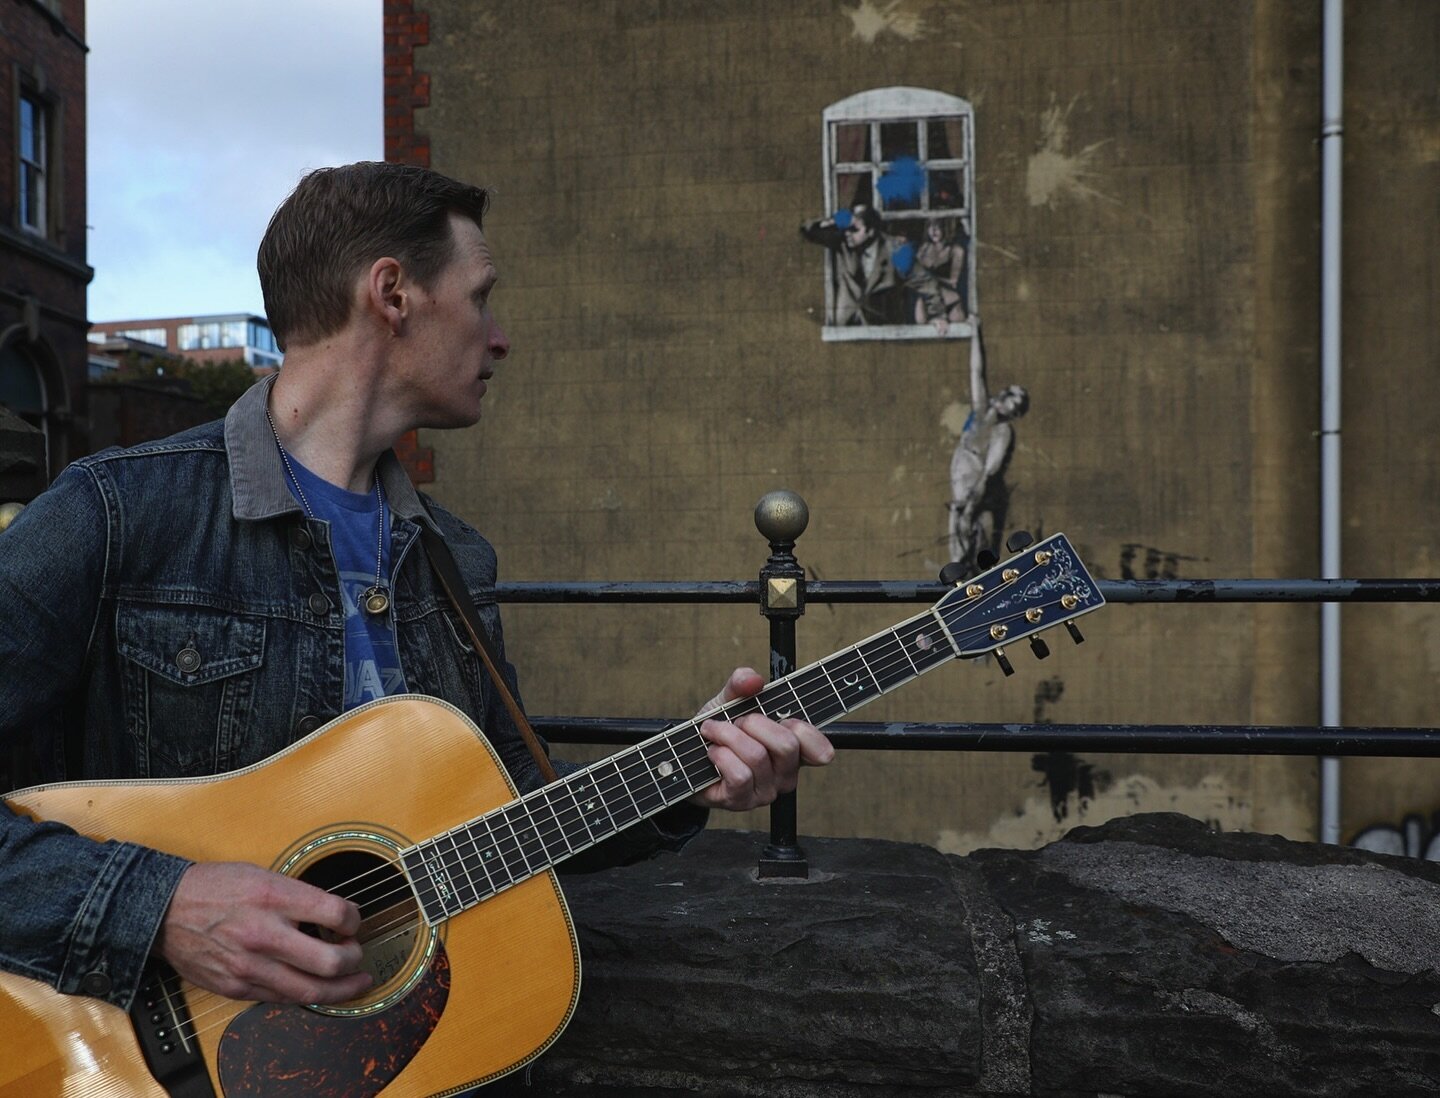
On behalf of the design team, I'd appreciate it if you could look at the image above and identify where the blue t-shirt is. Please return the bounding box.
[283,456,407,710]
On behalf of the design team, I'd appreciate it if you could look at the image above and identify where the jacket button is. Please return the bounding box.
[291,526,313,550]
[175,647,202,674]
[296,714,322,735]
[308,593,330,616]
[81,970,113,996]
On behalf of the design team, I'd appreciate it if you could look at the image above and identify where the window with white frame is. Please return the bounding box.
[802,88,976,341]
[18,91,49,237]
[112,328,168,348]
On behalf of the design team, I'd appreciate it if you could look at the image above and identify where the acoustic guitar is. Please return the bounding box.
[0,533,1102,1097]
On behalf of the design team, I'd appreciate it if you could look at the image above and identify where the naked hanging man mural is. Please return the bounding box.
[948,316,1029,576]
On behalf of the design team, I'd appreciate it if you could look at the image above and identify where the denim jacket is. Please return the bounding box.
[0,377,702,1010]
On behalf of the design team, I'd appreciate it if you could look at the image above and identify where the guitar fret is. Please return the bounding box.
[621,748,668,816]
[519,791,558,864]
[637,740,684,802]
[414,840,464,919]
[826,646,881,709]
[436,831,482,909]
[669,727,720,792]
[480,812,527,884]
[558,774,602,848]
[591,758,643,829]
[399,846,447,925]
[717,696,761,723]
[788,664,846,726]
[857,631,912,693]
[455,820,499,898]
[503,802,546,874]
[896,613,956,673]
[535,786,577,859]
[570,771,618,840]
[758,679,806,722]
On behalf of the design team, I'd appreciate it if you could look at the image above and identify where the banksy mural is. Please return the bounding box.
[803,87,976,340]
[806,89,1032,578]
[947,317,1028,574]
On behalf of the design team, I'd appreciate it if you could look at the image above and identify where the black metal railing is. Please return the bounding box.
[501,493,1440,876]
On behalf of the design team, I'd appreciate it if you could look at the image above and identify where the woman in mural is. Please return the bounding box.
[909,217,968,334]
[949,316,1029,574]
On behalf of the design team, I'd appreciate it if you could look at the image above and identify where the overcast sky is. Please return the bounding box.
[86,1,381,323]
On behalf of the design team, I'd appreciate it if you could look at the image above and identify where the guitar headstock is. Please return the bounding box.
[935,533,1103,663]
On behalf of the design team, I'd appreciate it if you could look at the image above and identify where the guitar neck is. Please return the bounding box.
[400,605,961,925]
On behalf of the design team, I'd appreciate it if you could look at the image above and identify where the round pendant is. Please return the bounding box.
[363,587,391,615]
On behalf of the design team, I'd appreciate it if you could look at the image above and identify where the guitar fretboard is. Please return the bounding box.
[399,606,962,925]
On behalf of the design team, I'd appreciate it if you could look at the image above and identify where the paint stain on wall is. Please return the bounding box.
[940,399,971,438]
[935,772,1251,855]
[1032,751,1106,822]
[844,0,925,44]
[1119,543,1202,581]
[1032,676,1065,725]
[1025,96,1115,208]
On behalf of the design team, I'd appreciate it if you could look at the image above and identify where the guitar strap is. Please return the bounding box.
[419,524,560,785]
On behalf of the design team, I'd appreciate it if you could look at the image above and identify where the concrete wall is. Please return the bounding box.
[394,1,1439,852]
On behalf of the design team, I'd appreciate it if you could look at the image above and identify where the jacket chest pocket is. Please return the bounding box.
[116,606,267,777]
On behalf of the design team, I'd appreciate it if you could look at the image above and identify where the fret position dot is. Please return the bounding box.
[657,761,675,778]
[915,632,933,650]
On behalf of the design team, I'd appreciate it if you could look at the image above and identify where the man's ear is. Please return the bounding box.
[367,257,407,335]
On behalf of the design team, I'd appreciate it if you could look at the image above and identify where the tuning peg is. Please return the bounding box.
[939,561,968,586]
[976,549,999,570]
[1065,621,1085,645]
[1005,530,1034,553]
[994,647,1015,676]
[1029,635,1050,660]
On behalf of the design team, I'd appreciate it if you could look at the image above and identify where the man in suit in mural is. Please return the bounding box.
[948,316,1029,574]
[800,203,913,326]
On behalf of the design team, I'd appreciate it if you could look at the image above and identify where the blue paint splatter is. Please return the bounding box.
[892,241,916,276]
[877,156,925,205]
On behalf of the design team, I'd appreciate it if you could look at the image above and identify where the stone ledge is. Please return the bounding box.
[533,815,1440,1096]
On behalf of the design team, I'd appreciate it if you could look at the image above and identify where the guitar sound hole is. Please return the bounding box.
[297,849,422,992]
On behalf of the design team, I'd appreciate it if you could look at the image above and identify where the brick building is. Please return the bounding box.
[386,2,1440,851]
[0,0,90,487]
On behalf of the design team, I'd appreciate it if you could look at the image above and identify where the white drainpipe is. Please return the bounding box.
[1319,0,1344,844]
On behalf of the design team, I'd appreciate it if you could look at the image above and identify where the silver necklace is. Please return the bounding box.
[265,406,392,616]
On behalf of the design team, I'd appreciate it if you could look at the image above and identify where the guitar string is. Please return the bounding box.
[165,571,1088,1040]
[164,601,1077,1048]
[265,597,990,935]
[328,576,1084,946]
[162,730,726,1042]
[289,560,1082,924]
[188,582,1076,1019]
[178,581,1081,1040]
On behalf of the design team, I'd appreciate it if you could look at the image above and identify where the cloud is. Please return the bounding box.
[87,0,381,320]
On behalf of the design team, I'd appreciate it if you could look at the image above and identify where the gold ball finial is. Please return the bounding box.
[0,502,25,534]
[754,490,809,545]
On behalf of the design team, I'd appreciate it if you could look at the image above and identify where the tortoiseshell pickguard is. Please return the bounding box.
[217,945,450,1097]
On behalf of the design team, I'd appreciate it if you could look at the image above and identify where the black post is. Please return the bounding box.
[754,490,810,878]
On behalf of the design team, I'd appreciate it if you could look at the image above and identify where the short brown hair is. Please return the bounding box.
[257,162,490,350]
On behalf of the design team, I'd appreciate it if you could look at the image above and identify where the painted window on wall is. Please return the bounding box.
[802,88,976,341]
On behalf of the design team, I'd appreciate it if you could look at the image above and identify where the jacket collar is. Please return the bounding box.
[224,374,438,529]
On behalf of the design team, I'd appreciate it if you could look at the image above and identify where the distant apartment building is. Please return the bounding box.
[88,313,283,370]
[0,0,90,488]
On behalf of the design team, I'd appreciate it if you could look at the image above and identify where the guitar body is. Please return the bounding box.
[0,696,581,1097]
